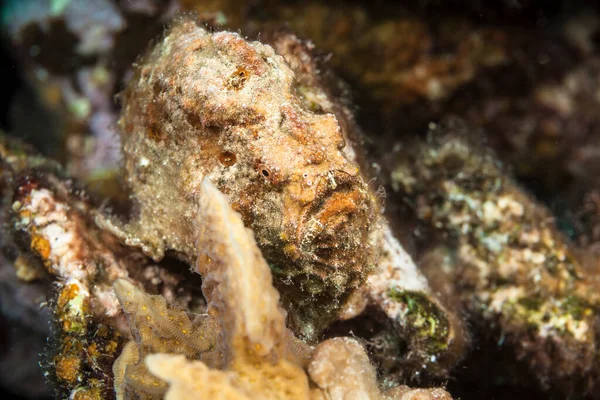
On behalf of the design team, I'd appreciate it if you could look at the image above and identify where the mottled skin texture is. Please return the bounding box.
[109,19,377,339]
[390,118,600,395]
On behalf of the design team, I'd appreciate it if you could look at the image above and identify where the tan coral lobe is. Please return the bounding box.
[114,18,377,338]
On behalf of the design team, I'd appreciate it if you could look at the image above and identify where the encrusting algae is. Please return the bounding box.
[5,2,600,399]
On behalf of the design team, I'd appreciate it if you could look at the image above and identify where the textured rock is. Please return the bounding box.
[389,118,600,395]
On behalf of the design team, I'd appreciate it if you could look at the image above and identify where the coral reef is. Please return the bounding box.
[3,1,600,399]
[1,133,205,399]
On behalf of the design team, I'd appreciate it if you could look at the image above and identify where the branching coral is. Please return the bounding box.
[1,134,122,398]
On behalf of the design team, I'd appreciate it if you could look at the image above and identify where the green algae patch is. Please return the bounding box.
[562,296,593,321]
[501,293,594,340]
[513,294,592,324]
[389,288,450,353]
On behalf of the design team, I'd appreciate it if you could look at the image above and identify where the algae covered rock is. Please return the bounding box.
[390,117,600,394]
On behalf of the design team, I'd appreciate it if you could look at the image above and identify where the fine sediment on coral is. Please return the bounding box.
[388,117,600,395]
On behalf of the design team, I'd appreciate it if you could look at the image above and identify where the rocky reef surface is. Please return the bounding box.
[2,1,600,399]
